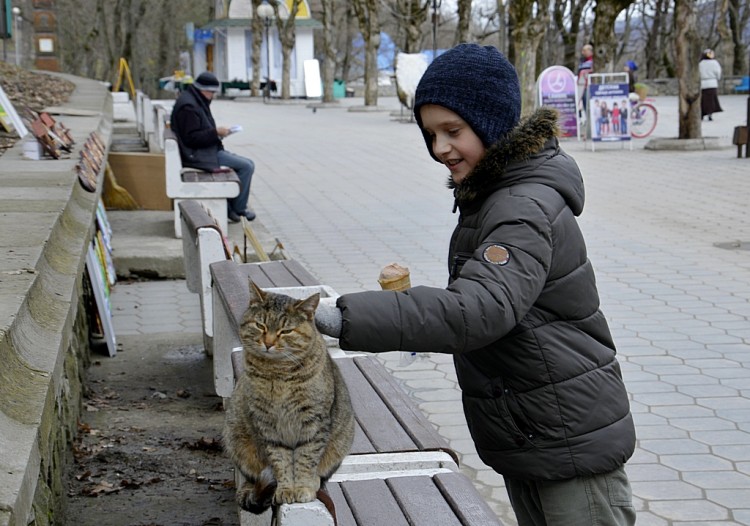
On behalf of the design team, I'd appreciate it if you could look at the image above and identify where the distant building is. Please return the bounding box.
[194,0,321,97]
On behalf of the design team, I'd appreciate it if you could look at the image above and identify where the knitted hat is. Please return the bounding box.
[193,72,221,92]
[414,44,521,161]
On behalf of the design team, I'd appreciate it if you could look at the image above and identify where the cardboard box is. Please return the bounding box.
[107,152,171,211]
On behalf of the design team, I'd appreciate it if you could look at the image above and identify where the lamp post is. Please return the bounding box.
[12,6,20,66]
[256,1,274,102]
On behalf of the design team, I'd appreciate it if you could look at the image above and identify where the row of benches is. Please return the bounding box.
[177,201,504,526]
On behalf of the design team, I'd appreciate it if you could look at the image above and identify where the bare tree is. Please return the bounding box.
[728,0,750,75]
[320,0,337,102]
[351,0,381,106]
[385,0,430,53]
[508,0,550,115]
[552,0,591,72]
[714,0,733,74]
[592,0,635,72]
[57,0,212,97]
[673,0,701,139]
[250,0,263,97]
[641,0,672,79]
[454,0,472,44]
[275,0,302,99]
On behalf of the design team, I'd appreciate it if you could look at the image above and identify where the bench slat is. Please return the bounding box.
[323,484,357,526]
[353,356,457,463]
[434,472,503,526]
[257,260,319,287]
[181,170,240,184]
[179,200,222,232]
[336,358,418,454]
[326,474,503,526]
[387,476,463,526]
[338,479,411,526]
[211,260,249,327]
[277,260,319,286]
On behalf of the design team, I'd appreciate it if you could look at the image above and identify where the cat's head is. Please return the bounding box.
[239,279,321,361]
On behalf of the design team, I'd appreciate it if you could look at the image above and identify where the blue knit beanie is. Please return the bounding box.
[414,44,521,162]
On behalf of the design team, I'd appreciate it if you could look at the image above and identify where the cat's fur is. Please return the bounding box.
[223,281,355,514]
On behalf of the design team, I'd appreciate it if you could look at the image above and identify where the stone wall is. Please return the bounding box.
[0,75,113,526]
[636,75,747,96]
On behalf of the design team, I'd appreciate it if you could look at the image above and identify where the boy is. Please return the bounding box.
[316,43,636,525]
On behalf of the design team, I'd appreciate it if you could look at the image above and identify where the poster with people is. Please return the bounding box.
[537,66,578,138]
[587,76,631,142]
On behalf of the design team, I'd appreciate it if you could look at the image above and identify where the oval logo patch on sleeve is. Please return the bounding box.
[483,245,511,265]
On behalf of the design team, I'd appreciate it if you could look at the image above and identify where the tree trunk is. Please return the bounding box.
[552,0,586,73]
[592,0,634,73]
[644,0,667,79]
[728,0,749,75]
[277,0,301,99]
[508,0,549,116]
[352,0,381,106]
[495,0,507,54]
[251,0,262,97]
[321,0,336,102]
[674,0,701,139]
[715,0,733,75]
[454,0,472,45]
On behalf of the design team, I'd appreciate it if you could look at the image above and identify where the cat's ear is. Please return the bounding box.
[248,279,267,302]
[295,293,320,319]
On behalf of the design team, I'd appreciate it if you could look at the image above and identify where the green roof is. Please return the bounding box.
[200,17,322,30]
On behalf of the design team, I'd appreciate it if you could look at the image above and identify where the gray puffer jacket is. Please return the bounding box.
[337,107,635,480]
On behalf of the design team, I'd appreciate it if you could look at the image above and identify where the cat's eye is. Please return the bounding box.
[279,328,295,335]
[254,322,267,332]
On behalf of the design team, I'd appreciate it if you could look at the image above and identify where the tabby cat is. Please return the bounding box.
[223,280,355,514]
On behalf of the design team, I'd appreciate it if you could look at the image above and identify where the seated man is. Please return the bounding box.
[170,72,256,222]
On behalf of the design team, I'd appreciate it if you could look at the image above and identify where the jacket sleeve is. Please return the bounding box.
[173,104,222,149]
[337,195,553,354]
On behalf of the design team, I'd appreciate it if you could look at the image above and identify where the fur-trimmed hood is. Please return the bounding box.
[451,107,585,217]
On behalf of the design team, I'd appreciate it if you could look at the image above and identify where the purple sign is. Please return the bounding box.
[537,66,578,138]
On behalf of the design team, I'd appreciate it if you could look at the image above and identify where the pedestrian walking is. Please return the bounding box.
[699,49,723,121]
[315,43,637,526]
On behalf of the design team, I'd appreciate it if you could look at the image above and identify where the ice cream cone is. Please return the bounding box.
[378,263,411,292]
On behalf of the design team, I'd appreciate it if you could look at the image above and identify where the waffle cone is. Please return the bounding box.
[378,263,411,292]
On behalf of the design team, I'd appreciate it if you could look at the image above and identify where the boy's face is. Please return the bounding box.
[419,104,486,186]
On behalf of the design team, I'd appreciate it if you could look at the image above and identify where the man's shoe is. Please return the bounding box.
[242,209,256,221]
[228,210,241,223]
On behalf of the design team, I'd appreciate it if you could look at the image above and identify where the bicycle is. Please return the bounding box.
[629,94,658,138]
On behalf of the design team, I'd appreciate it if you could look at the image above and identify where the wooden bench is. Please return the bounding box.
[164,127,240,238]
[179,200,232,355]
[210,259,504,526]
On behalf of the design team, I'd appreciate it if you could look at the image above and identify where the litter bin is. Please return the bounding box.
[333,79,346,99]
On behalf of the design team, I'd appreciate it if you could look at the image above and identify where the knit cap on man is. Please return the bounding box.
[193,72,221,92]
[414,43,521,162]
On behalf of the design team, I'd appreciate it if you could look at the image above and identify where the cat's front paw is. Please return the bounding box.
[273,485,296,505]
[293,487,317,503]
[273,485,317,504]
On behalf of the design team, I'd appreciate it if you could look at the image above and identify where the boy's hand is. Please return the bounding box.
[315,301,342,338]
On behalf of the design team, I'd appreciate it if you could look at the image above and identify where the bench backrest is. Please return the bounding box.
[164,129,182,196]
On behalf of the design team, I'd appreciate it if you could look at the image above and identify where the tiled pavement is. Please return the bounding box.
[111,94,750,525]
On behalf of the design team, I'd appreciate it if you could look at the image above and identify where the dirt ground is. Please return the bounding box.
[64,333,240,526]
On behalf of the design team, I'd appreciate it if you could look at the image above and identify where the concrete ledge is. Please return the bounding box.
[644,136,724,151]
[0,75,113,526]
